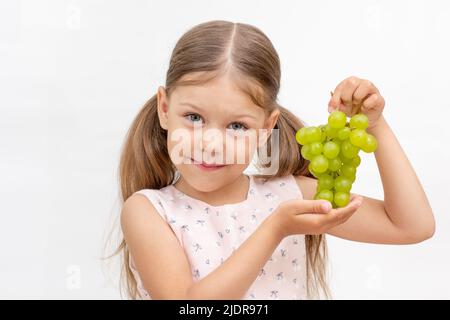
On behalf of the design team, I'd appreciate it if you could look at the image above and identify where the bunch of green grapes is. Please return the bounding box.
[295,111,378,208]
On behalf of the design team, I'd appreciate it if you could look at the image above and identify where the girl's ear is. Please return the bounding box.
[264,108,280,137]
[257,108,280,148]
[157,86,170,130]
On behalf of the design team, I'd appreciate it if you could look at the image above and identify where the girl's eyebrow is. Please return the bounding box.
[179,102,204,111]
[179,102,258,120]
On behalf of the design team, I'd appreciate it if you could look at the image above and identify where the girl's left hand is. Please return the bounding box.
[328,76,385,130]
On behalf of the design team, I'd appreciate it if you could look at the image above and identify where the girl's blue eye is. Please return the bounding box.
[184,113,248,131]
[229,122,248,131]
[185,113,203,123]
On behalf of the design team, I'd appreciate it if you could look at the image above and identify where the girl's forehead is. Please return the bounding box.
[172,78,261,111]
[175,84,247,103]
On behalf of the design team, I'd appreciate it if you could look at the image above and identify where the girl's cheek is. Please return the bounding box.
[167,128,195,165]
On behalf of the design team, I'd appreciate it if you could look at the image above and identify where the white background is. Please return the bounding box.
[1,0,449,299]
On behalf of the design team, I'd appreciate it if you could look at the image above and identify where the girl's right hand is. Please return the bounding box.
[271,195,363,238]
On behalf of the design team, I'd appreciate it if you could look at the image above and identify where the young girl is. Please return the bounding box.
[117,20,435,300]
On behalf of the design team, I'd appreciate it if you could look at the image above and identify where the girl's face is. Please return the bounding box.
[156,72,279,193]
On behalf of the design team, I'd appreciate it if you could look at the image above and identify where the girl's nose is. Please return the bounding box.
[197,128,226,163]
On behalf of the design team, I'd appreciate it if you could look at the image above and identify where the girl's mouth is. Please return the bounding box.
[189,158,227,171]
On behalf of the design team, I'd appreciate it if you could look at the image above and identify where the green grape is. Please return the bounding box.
[328,111,347,129]
[318,174,334,190]
[361,133,378,153]
[338,127,351,140]
[301,144,313,160]
[324,125,340,139]
[322,141,340,159]
[348,174,356,183]
[309,142,323,156]
[296,127,309,145]
[341,154,353,164]
[331,138,342,146]
[331,139,342,153]
[349,129,368,148]
[320,130,327,142]
[334,192,350,207]
[341,140,360,159]
[328,156,343,171]
[350,113,369,130]
[307,126,322,143]
[310,155,329,173]
[339,164,357,179]
[295,111,375,192]
[351,155,361,167]
[315,189,334,203]
[308,163,321,178]
[334,176,352,193]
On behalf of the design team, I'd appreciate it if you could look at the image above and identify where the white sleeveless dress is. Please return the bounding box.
[130,174,307,299]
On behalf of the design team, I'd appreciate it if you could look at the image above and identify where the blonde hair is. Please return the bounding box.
[112,20,329,299]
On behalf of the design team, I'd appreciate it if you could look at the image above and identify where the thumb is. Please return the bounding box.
[285,199,332,215]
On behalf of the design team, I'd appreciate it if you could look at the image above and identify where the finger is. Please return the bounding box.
[329,79,357,113]
[284,199,333,215]
[353,80,377,106]
[322,196,363,227]
[340,77,360,114]
[329,89,348,113]
[332,195,363,215]
[349,193,361,202]
[361,93,383,112]
[351,81,378,116]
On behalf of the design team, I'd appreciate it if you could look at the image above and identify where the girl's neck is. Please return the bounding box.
[173,174,250,207]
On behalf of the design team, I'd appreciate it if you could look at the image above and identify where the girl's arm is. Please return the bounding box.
[364,115,434,239]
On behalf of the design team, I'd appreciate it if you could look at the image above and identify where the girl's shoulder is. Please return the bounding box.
[127,185,175,221]
[121,190,168,237]
[133,184,174,201]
